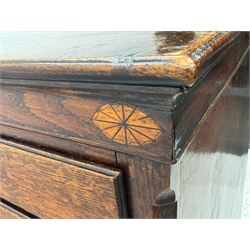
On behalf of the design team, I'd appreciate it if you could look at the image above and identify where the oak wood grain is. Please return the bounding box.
[0,85,173,162]
[152,189,177,219]
[171,53,249,218]
[0,34,247,164]
[0,202,28,219]
[0,32,239,86]
[0,139,127,218]
[0,124,117,166]
[173,33,250,160]
[0,32,248,219]
[116,154,170,218]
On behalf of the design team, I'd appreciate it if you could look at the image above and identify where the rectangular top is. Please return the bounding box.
[0,31,239,87]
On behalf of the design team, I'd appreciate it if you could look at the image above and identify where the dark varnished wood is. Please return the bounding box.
[0,32,239,86]
[0,124,117,166]
[173,33,249,160]
[116,154,170,218]
[0,83,175,163]
[0,139,127,218]
[153,189,177,219]
[0,32,249,219]
[171,53,249,218]
[0,34,247,164]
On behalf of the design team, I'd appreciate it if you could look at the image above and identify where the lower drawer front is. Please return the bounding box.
[0,202,28,219]
[0,140,126,218]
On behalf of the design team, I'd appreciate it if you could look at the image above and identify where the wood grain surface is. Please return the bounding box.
[0,202,28,219]
[152,189,177,219]
[0,34,247,164]
[116,154,171,218]
[0,139,127,218]
[171,53,249,218]
[0,124,118,166]
[173,33,250,160]
[0,32,239,86]
[0,32,248,219]
[0,84,174,162]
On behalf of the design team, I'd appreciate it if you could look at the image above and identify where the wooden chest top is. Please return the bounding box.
[0,31,239,86]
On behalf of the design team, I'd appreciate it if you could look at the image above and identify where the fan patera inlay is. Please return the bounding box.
[92,103,162,146]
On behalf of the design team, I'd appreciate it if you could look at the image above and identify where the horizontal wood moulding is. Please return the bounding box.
[0,32,239,86]
[0,33,248,163]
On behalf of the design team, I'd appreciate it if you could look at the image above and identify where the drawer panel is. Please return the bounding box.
[0,140,126,218]
[0,202,28,219]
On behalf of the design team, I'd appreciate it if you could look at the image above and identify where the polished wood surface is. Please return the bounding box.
[0,139,127,218]
[0,32,249,219]
[173,33,249,160]
[171,54,249,218]
[0,34,247,164]
[116,154,170,218]
[0,32,239,86]
[0,32,232,59]
[0,84,174,162]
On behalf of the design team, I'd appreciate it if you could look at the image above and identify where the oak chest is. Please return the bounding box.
[0,31,249,218]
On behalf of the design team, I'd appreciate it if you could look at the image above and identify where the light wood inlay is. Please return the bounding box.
[92,103,162,146]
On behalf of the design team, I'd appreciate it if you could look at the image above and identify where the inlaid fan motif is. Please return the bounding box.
[92,103,162,146]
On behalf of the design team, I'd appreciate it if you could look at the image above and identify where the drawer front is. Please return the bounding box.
[0,202,28,219]
[0,140,126,218]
